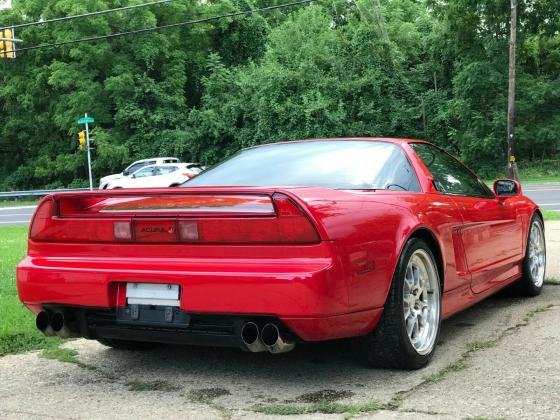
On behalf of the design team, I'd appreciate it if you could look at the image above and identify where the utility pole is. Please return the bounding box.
[84,114,93,190]
[77,113,95,190]
[506,0,520,181]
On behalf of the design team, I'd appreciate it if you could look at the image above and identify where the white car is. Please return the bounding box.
[105,163,204,189]
[99,157,180,189]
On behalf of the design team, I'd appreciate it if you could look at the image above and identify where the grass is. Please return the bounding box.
[542,210,560,221]
[187,387,231,403]
[251,389,378,418]
[253,400,382,417]
[480,159,560,185]
[127,380,181,392]
[0,198,39,208]
[544,277,560,285]
[0,225,64,356]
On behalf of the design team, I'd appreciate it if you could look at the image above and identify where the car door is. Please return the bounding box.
[152,166,178,187]
[129,166,157,187]
[410,143,524,294]
[142,166,168,187]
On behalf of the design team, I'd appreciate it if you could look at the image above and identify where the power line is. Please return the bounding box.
[4,0,315,55]
[1,0,173,31]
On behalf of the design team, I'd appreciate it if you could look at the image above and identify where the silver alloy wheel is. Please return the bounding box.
[528,220,546,287]
[403,249,440,355]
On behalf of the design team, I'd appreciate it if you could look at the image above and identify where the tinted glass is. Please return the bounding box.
[160,166,177,174]
[410,143,493,198]
[134,167,155,178]
[126,162,148,173]
[186,164,203,174]
[184,141,421,191]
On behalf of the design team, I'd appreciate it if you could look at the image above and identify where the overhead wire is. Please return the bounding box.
[2,0,315,55]
[1,0,173,31]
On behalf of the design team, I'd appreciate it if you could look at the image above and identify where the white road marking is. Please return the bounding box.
[0,206,37,211]
[0,213,32,217]
[0,221,29,224]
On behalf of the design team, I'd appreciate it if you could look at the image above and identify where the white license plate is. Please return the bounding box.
[126,283,180,307]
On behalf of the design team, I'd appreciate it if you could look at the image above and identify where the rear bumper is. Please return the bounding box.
[17,243,383,342]
[36,305,383,348]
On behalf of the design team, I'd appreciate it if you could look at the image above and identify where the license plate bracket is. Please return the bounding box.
[126,283,180,307]
[116,304,191,328]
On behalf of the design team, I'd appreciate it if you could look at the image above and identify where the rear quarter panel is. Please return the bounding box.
[293,189,467,313]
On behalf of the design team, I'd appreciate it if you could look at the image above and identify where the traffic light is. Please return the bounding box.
[0,28,16,59]
[78,131,86,150]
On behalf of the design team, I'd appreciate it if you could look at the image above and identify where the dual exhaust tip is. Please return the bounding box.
[241,322,295,354]
[36,311,76,338]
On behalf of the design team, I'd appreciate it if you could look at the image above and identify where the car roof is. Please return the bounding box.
[246,137,430,150]
[134,163,179,170]
[130,157,179,164]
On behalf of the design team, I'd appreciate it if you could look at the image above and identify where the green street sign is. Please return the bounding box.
[77,116,95,124]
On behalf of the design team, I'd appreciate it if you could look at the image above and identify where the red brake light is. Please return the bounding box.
[29,197,55,241]
[272,193,320,243]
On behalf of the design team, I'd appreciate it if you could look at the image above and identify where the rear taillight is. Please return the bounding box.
[29,193,320,244]
[29,197,56,241]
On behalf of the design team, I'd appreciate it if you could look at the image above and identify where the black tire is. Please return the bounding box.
[97,338,159,351]
[515,214,546,297]
[354,238,442,369]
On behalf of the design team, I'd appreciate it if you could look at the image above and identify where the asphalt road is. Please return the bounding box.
[0,205,36,225]
[1,183,559,225]
[523,182,560,211]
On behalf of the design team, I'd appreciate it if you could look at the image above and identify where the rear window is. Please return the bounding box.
[186,164,203,174]
[184,141,421,191]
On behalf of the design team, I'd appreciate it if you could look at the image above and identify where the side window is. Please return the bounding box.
[159,166,177,174]
[410,143,493,198]
[126,162,147,173]
[375,148,421,192]
[163,159,179,164]
[134,167,155,178]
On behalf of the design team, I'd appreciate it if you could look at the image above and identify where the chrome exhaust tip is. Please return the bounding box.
[36,311,55,337]
[51,312,78,338]
[241,322,267,352]
[260,323,295,354]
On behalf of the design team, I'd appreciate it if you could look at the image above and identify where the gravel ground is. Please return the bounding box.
[1,222,559,420]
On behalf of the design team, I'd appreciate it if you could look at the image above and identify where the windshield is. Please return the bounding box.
[184,140,420,191]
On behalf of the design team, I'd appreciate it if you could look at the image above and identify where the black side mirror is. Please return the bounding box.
[493,179,521,197]
[123,170,129,176]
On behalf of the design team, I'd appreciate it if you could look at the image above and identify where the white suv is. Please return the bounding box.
[105,163,204,189]
[99,157,180,189]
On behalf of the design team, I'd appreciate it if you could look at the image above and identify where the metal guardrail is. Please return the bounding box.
[0,188,90,199]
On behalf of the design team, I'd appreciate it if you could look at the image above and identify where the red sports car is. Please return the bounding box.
[17,138,546,369]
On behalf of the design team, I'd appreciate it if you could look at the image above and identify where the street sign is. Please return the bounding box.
[77,116,95,124]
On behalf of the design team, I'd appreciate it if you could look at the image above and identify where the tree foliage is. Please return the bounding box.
[0,0,559,189]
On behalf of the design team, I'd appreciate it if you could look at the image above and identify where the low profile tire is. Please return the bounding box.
[516,215,546,296]
[354,238,441,369]
[97,338,159,351]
